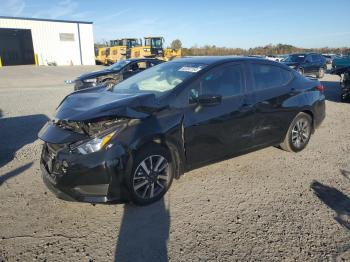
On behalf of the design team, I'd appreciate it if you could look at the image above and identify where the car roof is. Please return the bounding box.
[170,56,267,65]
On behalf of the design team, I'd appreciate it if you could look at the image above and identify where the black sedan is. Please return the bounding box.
[38,57,326,205]
[282,53,327,79]
[71,58,163,90]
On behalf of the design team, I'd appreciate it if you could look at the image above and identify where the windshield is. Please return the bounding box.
[108,60,131,70]
[112,62,207,97]
[285,54,306,63]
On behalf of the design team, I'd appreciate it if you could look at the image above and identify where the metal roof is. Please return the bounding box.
[0,16,93,24]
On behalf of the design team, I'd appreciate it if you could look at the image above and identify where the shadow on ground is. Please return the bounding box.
[311,180,350,230]
[0,162,33,186]
[321,79,342,102]
[0,114,49,168]
[115,199,170,262]
[341,169,350,181]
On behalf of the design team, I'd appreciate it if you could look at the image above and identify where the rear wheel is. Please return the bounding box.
[127,145,174,205]
[280,112,312,152]
[316,67,325,79]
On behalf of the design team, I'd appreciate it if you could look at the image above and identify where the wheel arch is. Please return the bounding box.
[301,109,315,132]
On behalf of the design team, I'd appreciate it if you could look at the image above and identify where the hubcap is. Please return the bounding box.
[291,118,310,148]
[133,155,169,199]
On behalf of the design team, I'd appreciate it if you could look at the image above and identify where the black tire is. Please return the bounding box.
[280,112,312,152]
[127,144,174,206]
[316,67,325,79]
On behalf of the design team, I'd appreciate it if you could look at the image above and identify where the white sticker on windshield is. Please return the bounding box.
[178,66,203,73]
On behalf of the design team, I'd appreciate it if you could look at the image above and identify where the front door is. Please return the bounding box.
[183,62,256,168]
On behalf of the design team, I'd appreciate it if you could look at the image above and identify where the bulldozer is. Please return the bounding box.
[107,38,141,64]
[95,46,110,65]
[130,37,181,61]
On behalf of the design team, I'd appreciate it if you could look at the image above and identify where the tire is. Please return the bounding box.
[280,112,312,152]
[316,67,325,79]
[127,145,174,206]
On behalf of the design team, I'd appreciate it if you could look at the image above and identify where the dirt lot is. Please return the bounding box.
[0,65,350,262]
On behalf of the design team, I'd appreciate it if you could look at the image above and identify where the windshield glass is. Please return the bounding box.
[112,62,207,97]
[285,54,306,63]
[108,60,131,70]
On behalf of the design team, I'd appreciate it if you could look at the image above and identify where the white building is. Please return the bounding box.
[0,16,95,66]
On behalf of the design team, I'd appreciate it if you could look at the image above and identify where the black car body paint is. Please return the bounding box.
[39,57,326,203]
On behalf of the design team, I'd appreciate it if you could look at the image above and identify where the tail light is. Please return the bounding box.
[315,84,324,92]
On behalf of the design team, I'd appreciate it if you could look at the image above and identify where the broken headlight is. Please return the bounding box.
[70,119,128,154]
[71,130,116,155]
[84,78,97,83]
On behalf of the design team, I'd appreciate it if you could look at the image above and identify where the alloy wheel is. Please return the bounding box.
[132,155,170,200]
[291,118,310,148]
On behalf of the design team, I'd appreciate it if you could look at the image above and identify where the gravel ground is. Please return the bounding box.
[0,66,350,262]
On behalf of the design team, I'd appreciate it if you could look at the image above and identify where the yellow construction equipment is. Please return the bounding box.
[107,38,141,64]
[130,36,182,61]
[95,47,110,65]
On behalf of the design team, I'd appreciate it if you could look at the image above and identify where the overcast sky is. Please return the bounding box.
[1,0,350,48]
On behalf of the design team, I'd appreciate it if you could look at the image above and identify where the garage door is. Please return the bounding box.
[0,28,35,66]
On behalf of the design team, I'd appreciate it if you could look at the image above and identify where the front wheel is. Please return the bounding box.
[280,112,312,152]
[127,145,174,205]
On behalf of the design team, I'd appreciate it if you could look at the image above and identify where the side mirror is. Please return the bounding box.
[197,94,222,106]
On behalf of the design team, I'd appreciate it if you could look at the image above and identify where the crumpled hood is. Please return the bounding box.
[56,90,158,121]
[38,89,160,144]
[78,69,119,80]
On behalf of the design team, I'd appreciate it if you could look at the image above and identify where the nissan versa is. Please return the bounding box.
[38,57,326,205]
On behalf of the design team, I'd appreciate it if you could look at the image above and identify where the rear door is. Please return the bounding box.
[183,62,256,167]
[248,62,295,146]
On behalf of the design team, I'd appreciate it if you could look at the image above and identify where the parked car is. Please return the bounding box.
[38,57,326,205]
[265,55,286,62]
[68,58,163,90]
[332,55,350,69]
[322,54,338,64]
[331,66,350,102]
[282,53,327,78]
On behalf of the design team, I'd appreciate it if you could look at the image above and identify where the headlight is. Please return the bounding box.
[72,131,116,155]
[143,48,150,52]
[84,78,97,83]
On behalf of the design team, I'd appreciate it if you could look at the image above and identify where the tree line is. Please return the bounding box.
[168,40,350,56]
[179,43,350,56]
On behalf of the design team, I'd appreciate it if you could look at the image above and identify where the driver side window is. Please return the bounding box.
[189,64,245,103]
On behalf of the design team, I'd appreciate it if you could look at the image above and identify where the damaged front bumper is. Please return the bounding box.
[38,122,131,203]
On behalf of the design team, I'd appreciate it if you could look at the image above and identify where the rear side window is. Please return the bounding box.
[251,64,292,90]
